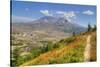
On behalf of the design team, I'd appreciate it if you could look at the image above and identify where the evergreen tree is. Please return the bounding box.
[88,23,91,31]
[73,32,75,36]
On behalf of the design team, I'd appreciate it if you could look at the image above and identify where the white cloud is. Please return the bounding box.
[12,15,34,22]
[57,11,76,18]
[56,11,76,22]
[82,10,94,15]
[40,10,53,16]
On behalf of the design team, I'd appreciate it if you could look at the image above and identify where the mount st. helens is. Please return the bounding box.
[12,16,86,33]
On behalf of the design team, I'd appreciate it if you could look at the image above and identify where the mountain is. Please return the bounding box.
[31,16,86,33]
[12,16,86,34]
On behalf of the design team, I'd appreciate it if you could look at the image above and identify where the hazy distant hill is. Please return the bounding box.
[12,16,86,34]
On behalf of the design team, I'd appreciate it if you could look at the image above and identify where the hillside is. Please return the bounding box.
[19,30,96,67]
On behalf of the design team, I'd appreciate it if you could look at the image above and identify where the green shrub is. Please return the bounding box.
[11,47,20,66]
[30,48,41,58]
[49,58,57,64]
[40,41,55,53]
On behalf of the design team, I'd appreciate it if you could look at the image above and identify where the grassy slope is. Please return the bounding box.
[20,31,96,66]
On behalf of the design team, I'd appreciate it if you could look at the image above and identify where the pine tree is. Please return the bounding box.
[73,32,75,36]
[88,23,91,31]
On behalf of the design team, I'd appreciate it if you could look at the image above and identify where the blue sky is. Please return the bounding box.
[11,1,96,27]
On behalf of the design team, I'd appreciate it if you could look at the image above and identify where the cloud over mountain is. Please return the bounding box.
[56,11,76,22]
[40,10,53,16]
[40,10,76,22]
[82,10,94,15]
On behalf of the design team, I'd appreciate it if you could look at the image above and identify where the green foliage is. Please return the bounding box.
[40,41,55,53]
[11,47,20,66]
[59,45,84,63]
[12,47,33,66]
[53,43,59,48]
[12,41,59,66]
[16,54,33,65]
[49,58,57,64]
[17,56,25,65]
[46,40,85,64]
[30,48,41,58]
